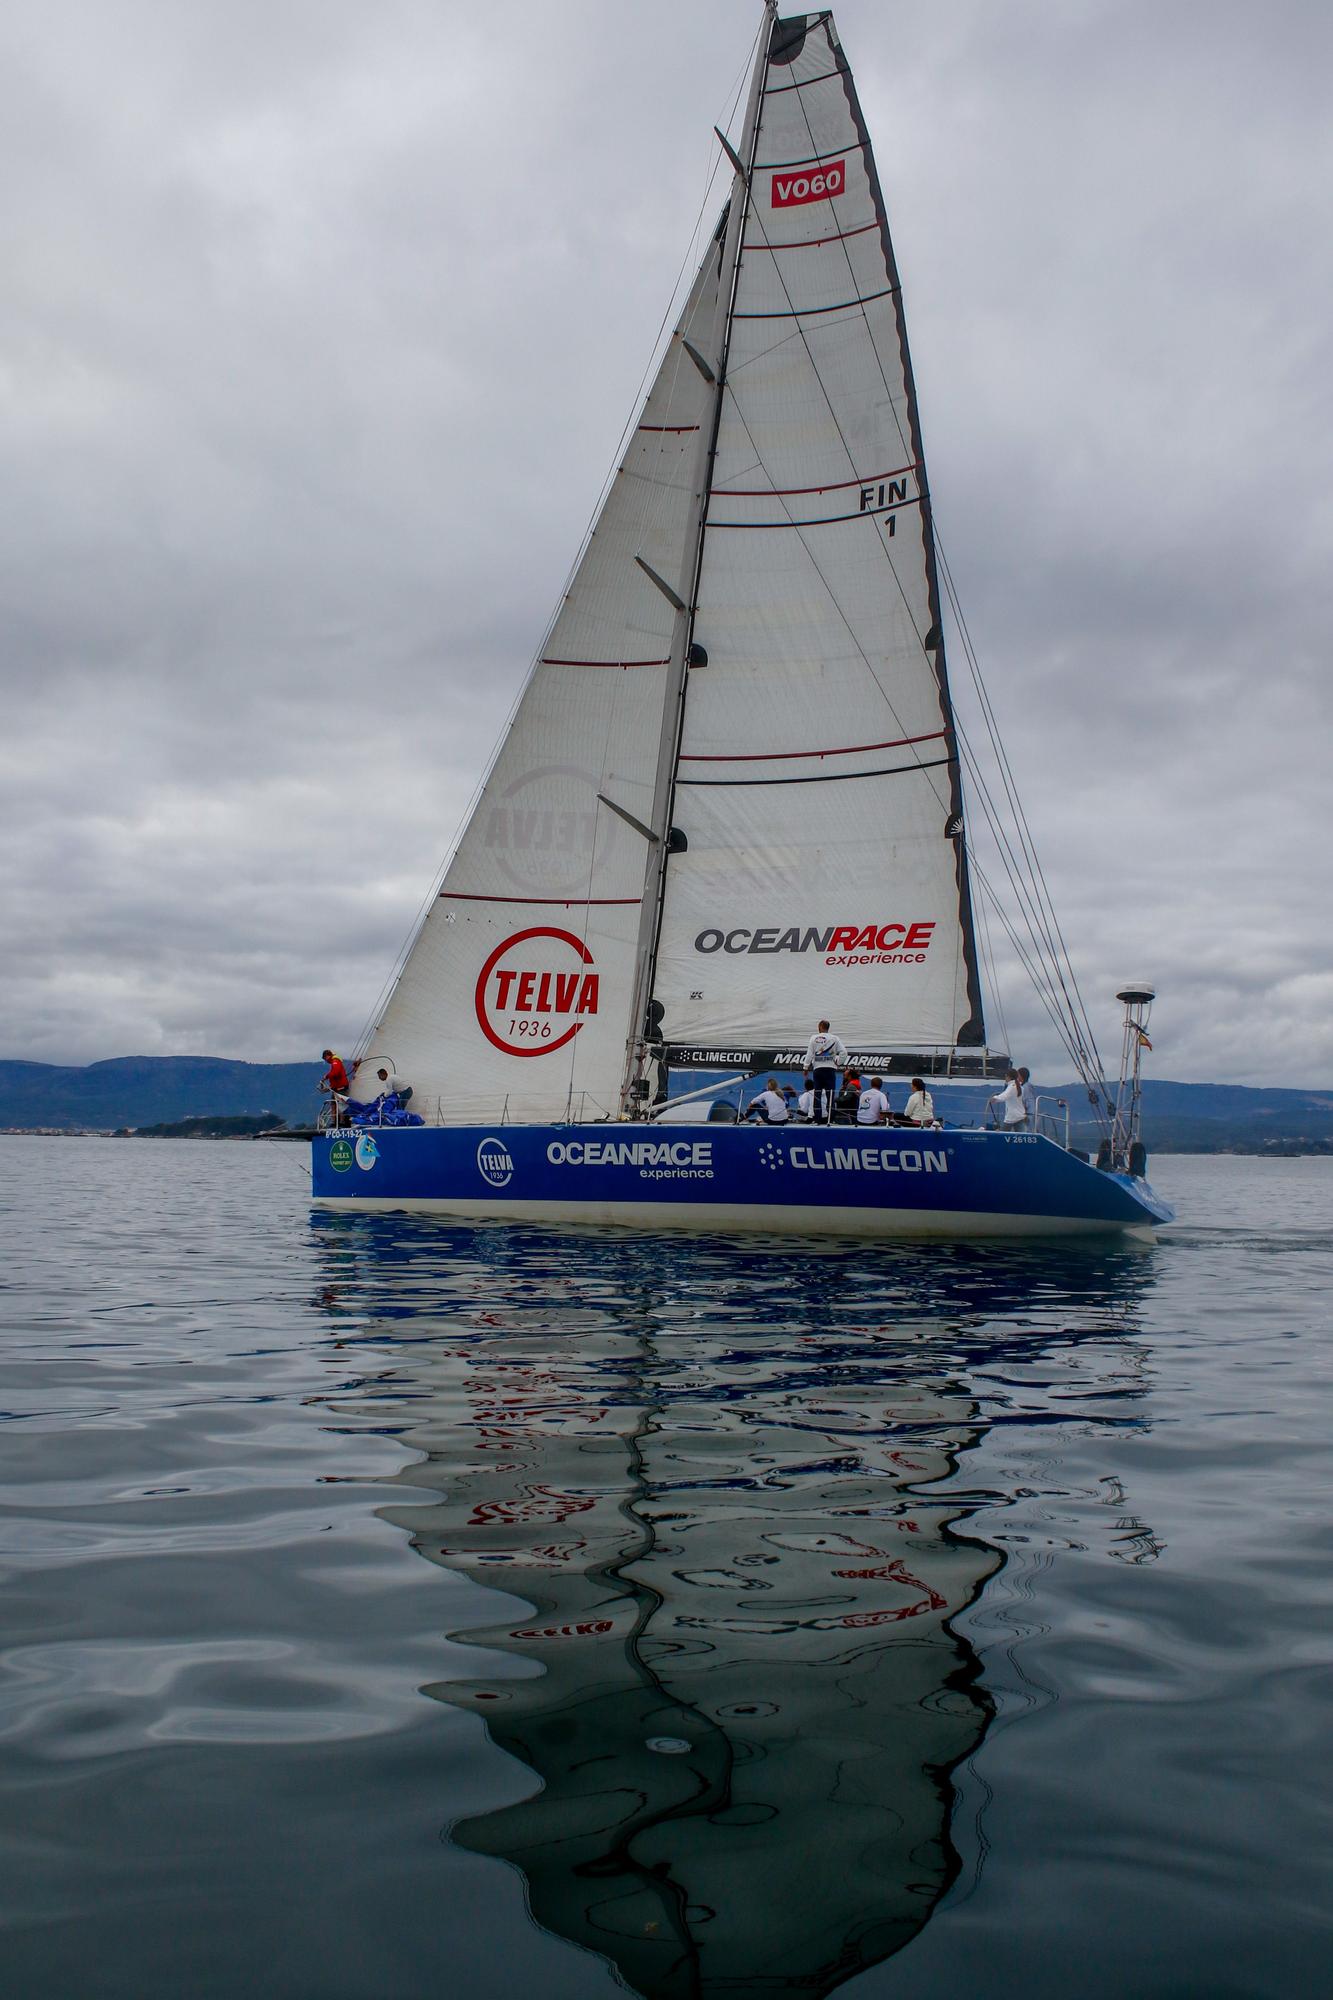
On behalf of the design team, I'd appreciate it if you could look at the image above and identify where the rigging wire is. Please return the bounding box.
[968,853,1110,1123]
[974,867,1010,1062]
[952,709,1106,1093]
[938,548,1110,1102]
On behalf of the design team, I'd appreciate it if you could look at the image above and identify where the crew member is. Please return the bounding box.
[903,1077,936,1126]
[803,1020,848,1125]
[1017,1067,1037,1124]
[319,1049,350,1128]
[988,1071,1027,1127]
[369,1063,412,1103]
[351,1061,415,1119]
[747,1079,789,1124]
[856,1076,891,1125]
[320,1049,350,1095]
[833,1073,862,1122]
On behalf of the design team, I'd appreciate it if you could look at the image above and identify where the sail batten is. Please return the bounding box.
[681,726,945,763]
[678,755,954,789]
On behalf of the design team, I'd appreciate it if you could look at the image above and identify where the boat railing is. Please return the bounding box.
[1034,1096,1071,1149]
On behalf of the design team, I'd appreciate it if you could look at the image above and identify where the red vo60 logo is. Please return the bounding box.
[771,157,845,208]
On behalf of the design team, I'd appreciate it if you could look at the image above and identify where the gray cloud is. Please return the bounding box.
[1,0,1329,1084]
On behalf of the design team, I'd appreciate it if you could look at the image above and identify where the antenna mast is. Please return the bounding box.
[1111,984,1155,1173]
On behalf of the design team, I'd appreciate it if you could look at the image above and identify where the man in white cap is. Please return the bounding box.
[803,1019,848,1126]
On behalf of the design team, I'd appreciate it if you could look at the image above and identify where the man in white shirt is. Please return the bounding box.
[373,1064,413,1106]
[856,1076,891,1125]
[350,1062,412,1122]
[903,1077,935,1126]
[803,1020,848,1125]
[796,1088,815,1120]
[747,1079,789,1124]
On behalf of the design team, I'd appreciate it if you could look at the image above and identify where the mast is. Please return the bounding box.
[619,10,775,1116]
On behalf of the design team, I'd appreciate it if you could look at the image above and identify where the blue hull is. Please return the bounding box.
[311,1124,1173,1238]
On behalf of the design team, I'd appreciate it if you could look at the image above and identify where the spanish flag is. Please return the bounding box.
[1133,1026,1153,1051]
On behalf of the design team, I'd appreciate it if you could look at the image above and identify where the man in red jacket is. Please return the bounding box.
[320,1049,350,1108]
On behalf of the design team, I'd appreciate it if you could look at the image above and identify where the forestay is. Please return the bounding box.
[649,11,985,1069]
[361,225,729,1122]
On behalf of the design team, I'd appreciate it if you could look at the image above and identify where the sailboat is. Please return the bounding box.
[313,6,1173,1237]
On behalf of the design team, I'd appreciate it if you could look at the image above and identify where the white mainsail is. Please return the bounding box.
[361,224,730,1122]
[647,11,985,1072]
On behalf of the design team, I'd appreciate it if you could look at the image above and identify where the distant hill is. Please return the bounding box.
[1103,1078,1333,1153]
[130,1112,288,1139]
[876,1079,1333,1154]
[1,1058,1331,1153]
[0,1057,321,1131]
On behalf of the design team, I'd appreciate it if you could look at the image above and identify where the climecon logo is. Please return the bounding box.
[474,926,600,1057]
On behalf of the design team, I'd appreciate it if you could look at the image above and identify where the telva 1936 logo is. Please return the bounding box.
[474,926,600,1058]
[477,1137,515,1187]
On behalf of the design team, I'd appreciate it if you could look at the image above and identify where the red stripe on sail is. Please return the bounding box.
[441,893,642,906]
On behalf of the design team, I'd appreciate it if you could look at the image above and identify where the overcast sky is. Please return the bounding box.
[2,0,1330,1086]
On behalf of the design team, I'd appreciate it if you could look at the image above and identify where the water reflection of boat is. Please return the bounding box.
[312,1218,1157,1998]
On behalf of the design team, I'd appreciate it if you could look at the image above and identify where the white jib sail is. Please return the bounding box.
[359,228,728,1123]
[649,12,985,1067]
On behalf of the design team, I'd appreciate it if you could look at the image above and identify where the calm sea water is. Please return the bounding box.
[1,1137,1330,1999]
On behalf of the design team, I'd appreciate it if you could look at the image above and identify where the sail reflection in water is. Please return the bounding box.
[312,1221,1157,1998]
